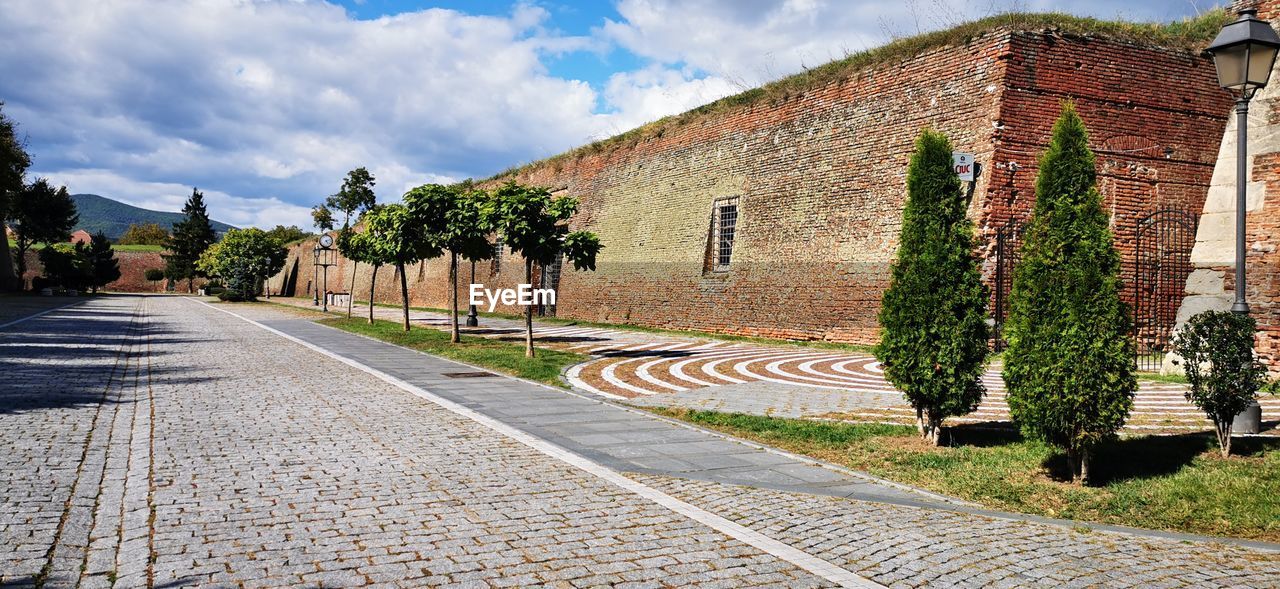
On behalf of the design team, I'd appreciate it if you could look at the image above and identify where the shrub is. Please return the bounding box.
[217,289,248,302]
[876,129,989,445]
[144,268,166,282]
[1002,103,1136,485]
[1172,311,1267,457]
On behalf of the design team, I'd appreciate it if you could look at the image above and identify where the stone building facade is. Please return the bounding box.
[272,16,1231,348]
[1173,0,1280,370]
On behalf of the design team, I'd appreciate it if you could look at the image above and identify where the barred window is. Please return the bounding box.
[708,197,738,272]
[491,238,504,274]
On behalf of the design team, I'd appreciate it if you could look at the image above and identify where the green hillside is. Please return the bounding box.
[70,193,236,240]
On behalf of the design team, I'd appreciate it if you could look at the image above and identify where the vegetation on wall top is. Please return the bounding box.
[489,9,1232,182]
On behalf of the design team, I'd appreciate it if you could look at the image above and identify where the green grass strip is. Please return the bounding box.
[319,316,587,388]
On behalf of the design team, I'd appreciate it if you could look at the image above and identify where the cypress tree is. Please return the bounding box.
[876,129,989,445]
[86,232,120,293]
[164,188,217,293]
[1002,103,1135,485]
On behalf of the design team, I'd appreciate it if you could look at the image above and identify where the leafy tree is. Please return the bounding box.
[1172,311,1269,457]
[876,130,989,446]
[264,225,310,245]
[361,203,440,331]
[327,167,377,228]
[1002,103,1135,485]
[164,188,217,293]
[85,232,120,293]
[195,228,286,301]
[117,222,170,246]
[11,178,78,289]
[338,218,395,324]
[311,205,335,232]
[144,267,166,290]
[327,168,378,317]
[38,243,89,290]
[484,181,602,357]
[0,102,31,291]
[405,182,493,343]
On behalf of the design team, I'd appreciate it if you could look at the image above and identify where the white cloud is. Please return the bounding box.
[1,0,625,228]
[0,0,1207,229]
[42,169,312,229]
[600,0,1211,88]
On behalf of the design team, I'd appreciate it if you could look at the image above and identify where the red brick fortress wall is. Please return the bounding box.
[20,250,167,292]
[986,32,1231,321]
[271,28,1228,346]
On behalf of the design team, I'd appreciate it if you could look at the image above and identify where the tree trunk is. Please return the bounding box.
[15,246,27,290]
[524,257,534,358]
[0,236,17,291]
[398,261,409,331]
[1217,420,1232,458]
[368,265,379,325]
[1066,446,1079,484]
[1079,448,1091,486]
[187,277,194,294]
[347,260,357,318]
[449,251,460,343]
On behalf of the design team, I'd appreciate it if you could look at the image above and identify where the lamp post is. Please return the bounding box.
[312,246,320,306]
[314,233,336,311]
[466,259,479,327]
[1207,7,1280,315]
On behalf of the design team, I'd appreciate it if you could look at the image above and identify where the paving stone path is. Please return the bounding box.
[272,297,1279,435]
[2,295,1278,588]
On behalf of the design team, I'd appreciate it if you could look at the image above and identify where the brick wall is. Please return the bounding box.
[271,28,1228,346]
[20,249,168,292]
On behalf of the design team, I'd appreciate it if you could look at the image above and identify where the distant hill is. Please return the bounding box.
[70,193,236,240]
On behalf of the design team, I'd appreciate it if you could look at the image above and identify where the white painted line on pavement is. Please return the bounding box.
[194,299,885,589]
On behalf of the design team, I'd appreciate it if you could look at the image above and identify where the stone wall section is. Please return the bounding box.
[272,29,1228,346]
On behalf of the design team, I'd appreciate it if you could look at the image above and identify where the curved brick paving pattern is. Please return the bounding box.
[2,295,1279,588]
[563,342,1260,434]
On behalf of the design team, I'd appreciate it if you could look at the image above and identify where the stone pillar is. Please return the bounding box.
[1167,0,1280,373]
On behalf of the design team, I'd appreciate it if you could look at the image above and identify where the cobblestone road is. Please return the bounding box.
[2,296,1278,588]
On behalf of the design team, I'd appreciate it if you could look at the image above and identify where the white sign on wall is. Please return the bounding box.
[953,152,976,181]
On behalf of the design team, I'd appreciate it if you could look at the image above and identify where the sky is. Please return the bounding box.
[0,0,1221,229]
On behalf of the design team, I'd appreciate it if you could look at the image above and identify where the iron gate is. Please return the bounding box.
[1132,209,1197,372]
[537,253,563,317]
[992,218,1025,351]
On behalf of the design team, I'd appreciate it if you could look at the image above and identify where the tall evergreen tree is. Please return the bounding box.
[164,188,217,293]
[0,102,31,291]
[875,129,989,445]
[1002,103,1135,485]
[11,179,78,289]
[85,232,121,293]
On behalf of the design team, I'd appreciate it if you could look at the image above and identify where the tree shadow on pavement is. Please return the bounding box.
[0,313,214,415]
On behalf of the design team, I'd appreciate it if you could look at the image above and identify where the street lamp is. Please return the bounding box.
[466,259,479,327]
[314,233,336,312]
[312,246,320,306]
[1207,7,1280,314]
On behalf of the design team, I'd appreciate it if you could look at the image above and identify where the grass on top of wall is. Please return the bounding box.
[7,240,164,253]
[647,408,1280,542]
[489,9,1231,182]
[319,316,587,388]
